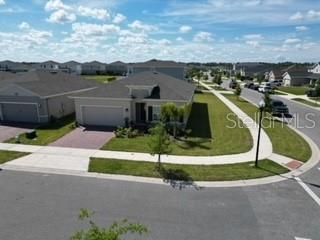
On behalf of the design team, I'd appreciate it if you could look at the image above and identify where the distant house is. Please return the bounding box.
[81,61,106,75]
[0,71,97,123]
[282,66,311,86]
[268,69,284,82]
[128,59,187,81]
[61,61,82,75]
[308,63,320,74]
[71,71,195,127]
[35,60,60,70]
[105,61,127,75]
[234,63,273,80]
[0,60,31,73]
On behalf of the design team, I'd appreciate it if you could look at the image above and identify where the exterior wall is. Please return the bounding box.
[290,78,311,86]
[309,64,320,74]
[0,95,49,123]
[105,65,127,75]
[47,95,75,119]
[81,64,106,75]
[74,98,131,126]
[283,73,291,86]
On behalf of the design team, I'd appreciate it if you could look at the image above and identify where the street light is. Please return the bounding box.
[255,99,265,167]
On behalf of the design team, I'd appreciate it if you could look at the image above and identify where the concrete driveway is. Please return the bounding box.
[0,123,35,142]
[49,127,115,149]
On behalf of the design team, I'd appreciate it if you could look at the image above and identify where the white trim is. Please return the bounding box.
[80,104,125,126]
[295,177,320,207]
[0,101,40,123]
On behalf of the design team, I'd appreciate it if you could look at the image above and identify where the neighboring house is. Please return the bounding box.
[0,71,98,123]
[0,60,31,73]
[308,63,320,74]
[105,61,127,75]
[61,61,82,75]
[268,69,284,82]
[35,60,60,70]
[282,67,311,86]
[128,59,187,81]
[71,71,196,127]
[235,63,273,80]
[81,61,106,75]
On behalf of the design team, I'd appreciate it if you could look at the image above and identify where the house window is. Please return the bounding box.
[152,106,161,121]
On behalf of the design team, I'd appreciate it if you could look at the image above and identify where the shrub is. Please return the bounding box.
[115,127,139,138]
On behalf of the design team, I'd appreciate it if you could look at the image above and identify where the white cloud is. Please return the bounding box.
[246,40,260,48]
[295,25,309,32]
[307,10,320,20]
[19,22,30,30]
[45,0,71,11]
[128,20,158,32]
[0,0,5,6]
[78,6,110,21]
[179,25,192,33]
[289,11,304,21]
[47,9,76,24]
[157,39,171,46]
[71,22,120,37]
[194,32,213,42]
[284,38,301,44]
[113,13,126,24]
[243,34,264,40]
[176,37,184,42]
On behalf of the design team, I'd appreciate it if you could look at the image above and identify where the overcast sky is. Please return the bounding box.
[0,0,319,63]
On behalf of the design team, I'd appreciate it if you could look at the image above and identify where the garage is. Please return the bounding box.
[0,103,39,123]
[82,106,124,127]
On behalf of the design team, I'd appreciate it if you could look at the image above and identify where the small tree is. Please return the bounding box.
[148,122,171,169]
[196,71,203,86]
[264,93,272,113]
[235,84,242,100]
[71,209,148,240]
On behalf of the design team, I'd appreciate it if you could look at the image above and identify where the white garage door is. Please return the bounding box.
[82,106,124,127]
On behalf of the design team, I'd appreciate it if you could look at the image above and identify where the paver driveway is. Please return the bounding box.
[0,123,35,142]
[49,127,115,149]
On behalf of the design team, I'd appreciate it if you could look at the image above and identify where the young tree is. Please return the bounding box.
[148,122,171,169]
[161,103,184,138]
[263,93,273,113]
[235,83,242,100]
[71,209,148,240]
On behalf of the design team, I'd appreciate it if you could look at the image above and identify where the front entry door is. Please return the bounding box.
[135,103,146,123]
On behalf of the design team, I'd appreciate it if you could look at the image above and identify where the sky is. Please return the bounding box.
[0,0,319,63]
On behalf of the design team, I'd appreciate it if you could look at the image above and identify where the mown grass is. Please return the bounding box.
[103,93,253,156]
[292,98,320,107]
[89,158,289,181]
[0,151,29,164]
[6,115,75,146]
[84,75,118,84]
[224,94,311,162]
[278,86,309,95]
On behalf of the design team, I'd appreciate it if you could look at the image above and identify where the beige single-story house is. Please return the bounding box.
[71,71,196,127]
[0,71,98,123]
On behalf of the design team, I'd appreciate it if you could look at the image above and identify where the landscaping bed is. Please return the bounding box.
[0,151,29,164]
[224,94,311,162]
[89,158,289,181]
[103,93,253,156]
[5,115,76,146]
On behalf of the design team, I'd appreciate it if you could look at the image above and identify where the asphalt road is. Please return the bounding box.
[0,82,319,240]
[0,170,319,240]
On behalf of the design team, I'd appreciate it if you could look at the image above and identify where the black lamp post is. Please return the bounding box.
[255,99,266,168]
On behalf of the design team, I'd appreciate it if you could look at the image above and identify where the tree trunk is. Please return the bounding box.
[157,153,161,169]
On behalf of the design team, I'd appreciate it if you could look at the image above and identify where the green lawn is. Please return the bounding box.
[224,94,311,162]
[0,151,29,164]
[292,98,320,107]
[103,93,253,156]
[6,115,75,146]
[89,158,289,181]
[277,86,310,95]
[84,75,117,84]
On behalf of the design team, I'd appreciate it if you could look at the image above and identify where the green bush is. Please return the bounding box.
[115,127,139,138]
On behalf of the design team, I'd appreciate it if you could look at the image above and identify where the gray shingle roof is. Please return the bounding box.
[130,59,186,68]
[73,71,195,101]
[0,71,99,97]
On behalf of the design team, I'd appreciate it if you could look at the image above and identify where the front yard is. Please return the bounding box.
[0,151,28,164]
[103,93,253,156]
[6,115,75,146]
[89,158,288,181]
[277,86,310,95]
[224,94,311,162]
[84,75,118,84]
[292,98,320,107]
